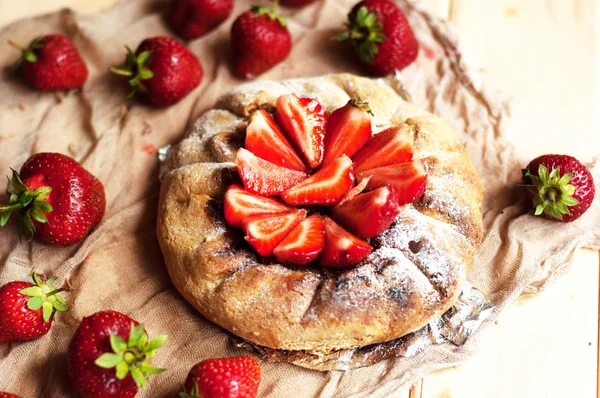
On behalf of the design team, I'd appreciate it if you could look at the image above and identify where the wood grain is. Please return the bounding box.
[0,0,597,396]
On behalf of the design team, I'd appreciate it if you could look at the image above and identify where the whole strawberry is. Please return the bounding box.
[231,4,292,79]
[111,37,203,107]
[9,34,88,91]
[280,0,318,7]
[68,310,168,398]
[0,271,68,344]
[0,153,106,246]
[337,0,418,76]
[523,154,595,222]
[167,0,234,39]
[180,356,261,398]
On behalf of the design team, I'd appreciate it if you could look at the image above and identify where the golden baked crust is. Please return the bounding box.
[157,74,483,352]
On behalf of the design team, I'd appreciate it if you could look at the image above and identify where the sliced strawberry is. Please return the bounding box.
[337,175,371,207]
[281,155,354,206]
[357,159,427,205]
[319,217,372,268]
[332,186,401,238]
[242,209,307,257]
[245,109,307,171]
[275,94,327,169]
[236,148,308,196]
[273,214,325,266]
[352,125,414,173]
[224,184,292,228]
[321,99,372,168]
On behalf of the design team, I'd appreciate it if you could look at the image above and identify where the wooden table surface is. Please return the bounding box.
[1,1,598,397]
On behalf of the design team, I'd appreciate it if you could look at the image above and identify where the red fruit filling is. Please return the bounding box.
[225,95,429,268]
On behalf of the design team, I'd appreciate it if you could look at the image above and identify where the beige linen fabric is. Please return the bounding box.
[0,0,598,397]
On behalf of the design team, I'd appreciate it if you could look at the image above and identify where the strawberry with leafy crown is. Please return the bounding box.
[231,2,292,79]
[180,356,261,398]
[522,154,595,222]
[9,34,88,91]
[68,310,168,398]
[167,0,234,40]
[337,0,418,76]
[0,271,68,344]
[0,153,105,246]
[111,37,203,107]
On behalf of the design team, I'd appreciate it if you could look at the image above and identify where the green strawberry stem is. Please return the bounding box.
[20,271,69,322]
[0,169,54,236]
[110,46,155,99]
[8,37,43,70]
[179,382,201,398]
[522,164,580,220]
[95,323,168,390]
[348,98,374,116]
[254,1,287,27]
[334,6,386,63]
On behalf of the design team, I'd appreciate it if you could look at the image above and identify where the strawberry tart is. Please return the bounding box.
[157,74,483,355]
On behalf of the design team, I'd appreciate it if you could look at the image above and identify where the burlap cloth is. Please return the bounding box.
[0,0,598,396]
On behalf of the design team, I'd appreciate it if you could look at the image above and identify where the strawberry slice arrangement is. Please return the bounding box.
[225,95,429,268]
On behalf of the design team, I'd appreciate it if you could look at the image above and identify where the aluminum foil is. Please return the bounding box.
[233,283,494,371]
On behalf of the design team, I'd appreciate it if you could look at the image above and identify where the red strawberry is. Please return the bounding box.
[273,214,325,265]
[236,148,308,196]
[321,99,373,168]
[224,184,292,228]
[319,217,372,268]
[180,356,261,398]
[242,209,307,257]
[337,175,370,206]
[333,186,400,238]
[280,0,318,8]
[10,35,88,91]
[245,109,307,171]
[111,37,203,107]
[0,272,68,344]
[281,155,354,206]
[0,393,21,398]
[352,125,413,173]
[68,310,168,398]
[276,94,328,169]
[358,159,427,205]
[167,0,234,39]
[337,0,419,76]
[523,154,595,222]
[0,153,106,246]
[231,5,292,79]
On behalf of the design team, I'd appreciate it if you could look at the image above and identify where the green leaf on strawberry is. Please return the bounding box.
[335,6,386,63]
[95,322,168,390]
[523,164,580,220]
[110,46,155,98]
[0,168,54,235]
[18,271,68,322]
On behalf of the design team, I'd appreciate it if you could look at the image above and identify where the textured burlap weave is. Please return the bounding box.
[0,0,598,396]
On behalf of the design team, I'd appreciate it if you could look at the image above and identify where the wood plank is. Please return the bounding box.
[421,250,599,398]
